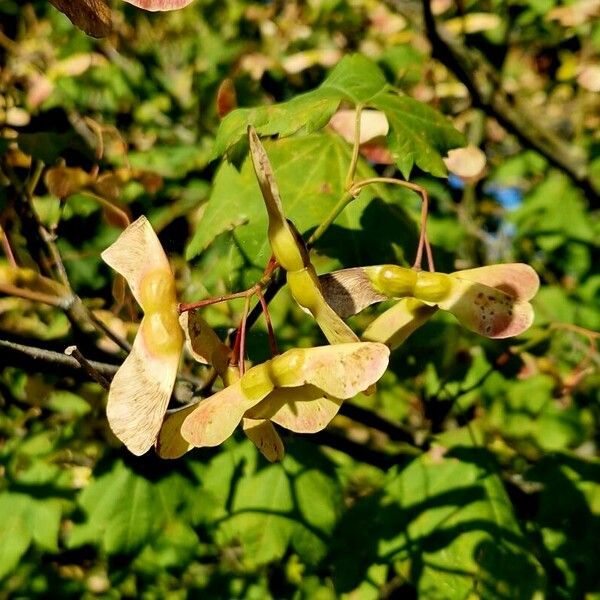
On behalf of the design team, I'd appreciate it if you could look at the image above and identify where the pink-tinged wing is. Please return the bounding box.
[242,418,285,462]
[439,278,534,338]
[271,342,389,399]
[363,298,438,348]
[107,319,182,455]
[319,268,388,318]
[181,380,269,448]
[455,263,539,301]
[247,385,343,434]
[180,311,230,376]
[312,294,361,344]
[123,0,194,11]
[155,404,196,459]
[101,216,170,307]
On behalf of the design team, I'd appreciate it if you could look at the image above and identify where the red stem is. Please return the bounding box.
[257,288,278,356]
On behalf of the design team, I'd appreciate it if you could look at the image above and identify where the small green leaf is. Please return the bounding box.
[46,391,91,416]
[370,93,466,178]
[68,460,167,555]
[216,440,341,568]
[211,54,463,179]
[0,496,32,580]
[212,54,387,159]
[331,429,545,597]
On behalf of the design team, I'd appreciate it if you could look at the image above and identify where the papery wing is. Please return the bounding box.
[123,0,194,11]
[242,418,285,462]
[271,342,389,399]
[439,278,534,338]
[181,380,269,448]
[101,216,170,307]
[107,319,181,455]
[319,268,388,318]
[363,298,438,348]
[456,263,539,301]
[155,404,196,459]
[180,311,230,375]
[247,385,343,434]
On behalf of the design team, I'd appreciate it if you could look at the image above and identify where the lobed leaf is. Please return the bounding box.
[212,54,464,178]
[187,133,418,265]
[212,54,386,159]
[369,93,466,178]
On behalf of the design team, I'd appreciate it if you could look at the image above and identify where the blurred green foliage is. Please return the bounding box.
[1,0,599,598]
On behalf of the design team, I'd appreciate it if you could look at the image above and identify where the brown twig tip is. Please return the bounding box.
[64,345,111,389]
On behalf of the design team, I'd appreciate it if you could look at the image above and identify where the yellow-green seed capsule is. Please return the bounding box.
[286,267,322,313]
[139,268,178,313]
[142,310,184,356]
[368,265,417,297]
[240,363,276,401]
[269,225,306,273]
[269,348,305,387]
[414,272,452,303]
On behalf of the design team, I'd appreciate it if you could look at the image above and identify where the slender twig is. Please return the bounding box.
[25,160,44,199]
[350,176,435,271]
[549,322,600,340]
[80,191,130,228]
[0,338,119,376]
[179,286,258,313]
[306,190,355,247]
[257,288,279,356]
[339,402,415,445]
[84,307,131,352]
[0,225,17,267]
[2,160,134,351]
[64,345,111,389]
[0,282,72,308]
[307,429,414,470]
[344,105,363,190]
[237,295,252,376]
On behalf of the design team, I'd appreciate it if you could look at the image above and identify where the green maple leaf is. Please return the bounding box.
[212,54,464,179]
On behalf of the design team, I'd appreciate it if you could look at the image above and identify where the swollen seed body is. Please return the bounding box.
[287,268,322,313]
[140,268,178,313]
[414,272,452,303]
[240,363,276,401]
[269,348,305,387]
[139,268,182,356]
[370,265,417,297]
[142,310,183,356]
[269,225,305,272]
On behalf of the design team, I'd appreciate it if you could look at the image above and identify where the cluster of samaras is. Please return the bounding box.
[102,128,539,461]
